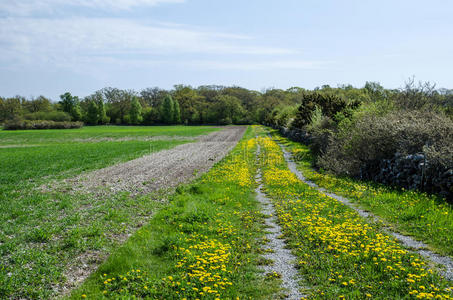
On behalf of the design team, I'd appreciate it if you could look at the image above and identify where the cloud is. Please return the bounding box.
[0,17,297,69]
[187,60,329,70]
[0,0,185,16]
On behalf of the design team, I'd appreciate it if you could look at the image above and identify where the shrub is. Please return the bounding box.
[3,120,83,130]
[290,92,361,129]
[317,109,453,199]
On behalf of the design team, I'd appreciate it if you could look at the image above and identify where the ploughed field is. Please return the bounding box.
[1,125,452,299]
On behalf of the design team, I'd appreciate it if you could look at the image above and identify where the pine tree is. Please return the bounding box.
[86,101,99,125]
[97,99,108,124]
[173,99,181,124]
[130,96,143,124]
[161,95,174,124]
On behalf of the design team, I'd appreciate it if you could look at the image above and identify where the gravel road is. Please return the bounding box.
[68,126,246,196]
[255,145,305,299]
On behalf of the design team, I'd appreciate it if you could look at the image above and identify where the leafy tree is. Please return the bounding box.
[102,88,134,123]
[210,95,244,124]
[130,96,143,124]
[59,92,82,121]
[161,95,175,124]
[24,96,52,113]
[86,101,99,125]
[173,85,205,124]
[1,97,23,121]
[140,87,167,108]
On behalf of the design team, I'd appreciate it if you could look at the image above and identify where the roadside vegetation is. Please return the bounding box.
[257,134,453,299]
[0,126,216,298]
[271,130,453,258]
[70,127,282,299]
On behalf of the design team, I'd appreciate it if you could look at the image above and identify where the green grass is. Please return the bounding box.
[269,128,453,259]
[0,125,218,145]
[0,125,218,299]
[258,134,453,299]
[69,126,282,299]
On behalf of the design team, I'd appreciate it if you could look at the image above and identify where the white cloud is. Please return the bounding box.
[0,17,297,68]
[187,60,329,70]
[0,0,185,15]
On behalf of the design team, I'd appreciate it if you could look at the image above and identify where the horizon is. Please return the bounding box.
[1,0,452,100]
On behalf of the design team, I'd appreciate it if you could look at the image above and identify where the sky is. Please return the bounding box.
[0,0,452,100]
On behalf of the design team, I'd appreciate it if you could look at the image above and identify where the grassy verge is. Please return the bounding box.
[258,135,453,299]
[268,129,453,258]
[69,126,281,299]
[0,126,217,298]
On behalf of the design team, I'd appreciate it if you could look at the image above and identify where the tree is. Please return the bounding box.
[140,87,167,108]
[102,87,134,123]
[210,95,244,124]
[86,101,99,125]
[161,95,175,124]
[97,98,109,124]
[173,99,181,124]
[59,92,82,121]
[25,96,52,113]
[130,96,143,124]
[1,97,23,121]
[172,85,205,124]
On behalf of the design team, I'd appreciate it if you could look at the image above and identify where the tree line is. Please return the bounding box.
[1,81,452,127]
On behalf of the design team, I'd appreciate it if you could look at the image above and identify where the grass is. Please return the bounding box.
[268,129,453,258]
[0,125,218,145]
[69,126,282,299]
[0,125,217,299]
[257,134,453,299]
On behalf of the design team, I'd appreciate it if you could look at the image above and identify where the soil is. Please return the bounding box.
[65,126,246,196]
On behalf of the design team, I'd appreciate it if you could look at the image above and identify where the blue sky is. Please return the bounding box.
[0,0,452,100]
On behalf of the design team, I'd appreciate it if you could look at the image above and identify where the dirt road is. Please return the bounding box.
[69,126,246,196]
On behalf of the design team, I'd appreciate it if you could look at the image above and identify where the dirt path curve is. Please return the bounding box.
[255,144,305,299]
[68,126,246,196]
[276,141,453,282]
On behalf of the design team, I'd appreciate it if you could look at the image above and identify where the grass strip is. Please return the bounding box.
[258,135,453,299]
[269,129,453,258]
[69,126,282,299]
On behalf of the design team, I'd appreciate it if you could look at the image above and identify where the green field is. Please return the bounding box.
[0,125,218,299]
[0,125,452,299]
[0,125,217,145]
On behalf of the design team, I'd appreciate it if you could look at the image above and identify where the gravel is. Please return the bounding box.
[277,142,453,282]
[255,145,305,299]
[63,126,246,196]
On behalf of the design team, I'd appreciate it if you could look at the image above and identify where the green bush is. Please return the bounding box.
[291,92,361,129]
[3,120,83,130]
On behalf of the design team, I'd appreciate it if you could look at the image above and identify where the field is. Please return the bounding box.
[0,125,219,298]
[1,125,452,299]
